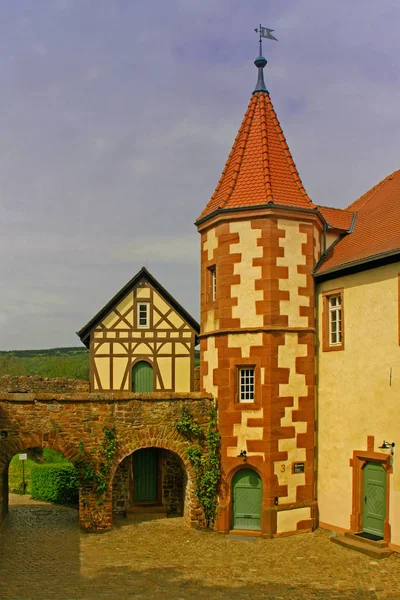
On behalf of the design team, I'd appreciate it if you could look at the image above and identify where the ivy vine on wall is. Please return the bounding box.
[73,425,117,501]
[175,404,221,527]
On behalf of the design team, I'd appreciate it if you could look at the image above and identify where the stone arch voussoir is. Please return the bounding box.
[0,431,78,468]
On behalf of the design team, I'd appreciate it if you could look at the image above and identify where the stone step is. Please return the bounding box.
[127,504,167,514]
[331,534,393,559]
[126,504,168,521]
[344,531,388,548]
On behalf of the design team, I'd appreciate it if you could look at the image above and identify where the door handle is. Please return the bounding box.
[364,495,367,503]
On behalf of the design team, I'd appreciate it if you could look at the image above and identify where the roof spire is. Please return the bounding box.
[253,24,278,94]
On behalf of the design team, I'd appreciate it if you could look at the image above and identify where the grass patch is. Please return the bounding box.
[0,347,89,380]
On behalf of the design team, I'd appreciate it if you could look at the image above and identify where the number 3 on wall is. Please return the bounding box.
[280,464,285,473]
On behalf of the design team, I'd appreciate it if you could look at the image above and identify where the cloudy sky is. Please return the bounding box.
[0,0,399,350]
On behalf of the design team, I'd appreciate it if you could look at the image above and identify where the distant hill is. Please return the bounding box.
[0,347,89,380]
[0,346,201,379]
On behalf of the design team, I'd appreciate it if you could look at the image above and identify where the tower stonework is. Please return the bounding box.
[196,55,323,536]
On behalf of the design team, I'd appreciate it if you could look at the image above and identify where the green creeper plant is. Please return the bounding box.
[175,405,221,527]
[73,425,117,501]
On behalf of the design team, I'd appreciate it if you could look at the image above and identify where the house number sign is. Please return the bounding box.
[293,462,305,473]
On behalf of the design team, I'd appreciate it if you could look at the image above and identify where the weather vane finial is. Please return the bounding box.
[252,25,278,94]
[254,24,278,57]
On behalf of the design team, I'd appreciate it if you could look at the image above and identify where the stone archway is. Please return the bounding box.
[110,427,200,526]
[0,434,78,525]
[113,447,187,517]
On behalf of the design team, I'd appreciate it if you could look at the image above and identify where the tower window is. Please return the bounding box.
[137,303,149,328]
[239,368,255,403]
[208,265,217,302]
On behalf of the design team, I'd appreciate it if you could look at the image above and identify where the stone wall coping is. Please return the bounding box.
[0,392,214,403]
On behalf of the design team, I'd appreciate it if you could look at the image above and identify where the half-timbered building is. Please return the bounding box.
[77,267,199,393]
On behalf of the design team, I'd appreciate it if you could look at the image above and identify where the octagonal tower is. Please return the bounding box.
[196,52,323,536]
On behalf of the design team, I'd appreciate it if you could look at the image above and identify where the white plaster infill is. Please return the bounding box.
[275,334,308,503]
[229,221,263,329]
[277,220,309,328]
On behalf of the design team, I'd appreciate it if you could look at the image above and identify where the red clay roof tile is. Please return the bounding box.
[317,205,354,231]
[316,170,400,275]
[197,91,315,221]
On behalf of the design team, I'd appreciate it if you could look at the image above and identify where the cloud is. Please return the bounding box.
[0,0,399,348]
[111,233,198,265]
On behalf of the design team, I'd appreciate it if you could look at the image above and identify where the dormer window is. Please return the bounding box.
[137,303,149,328]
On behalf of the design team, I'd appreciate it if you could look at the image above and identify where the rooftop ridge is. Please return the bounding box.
[347,170,400,211]
[259,93,273,202]
[220,97,257,210]
[263,93,311,202]
[317,204,354,213]
[207,95,257,213]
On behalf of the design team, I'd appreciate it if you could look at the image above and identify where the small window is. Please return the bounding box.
[322,289,344,351]
[211,267,216,301]
[239,367,255,403]
[207,266,216,302]
[137,303,149,328]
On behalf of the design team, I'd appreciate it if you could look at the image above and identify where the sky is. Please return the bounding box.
[0,0,399,350]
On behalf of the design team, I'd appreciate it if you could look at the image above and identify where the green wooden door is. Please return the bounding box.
[363,462,386,537]
[132,361,153,392]
[134,449,158,502]
[232,468,262,530]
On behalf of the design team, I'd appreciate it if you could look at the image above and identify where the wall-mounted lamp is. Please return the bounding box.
[379,440,395,455]
[0,431,7,440]
[238,450,247,462]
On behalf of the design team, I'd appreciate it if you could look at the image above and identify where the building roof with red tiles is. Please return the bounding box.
[196,57,315,223]
[317,205,354,232]
[316,170,400,277]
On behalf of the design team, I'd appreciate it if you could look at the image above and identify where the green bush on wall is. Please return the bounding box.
[31,464,79,505]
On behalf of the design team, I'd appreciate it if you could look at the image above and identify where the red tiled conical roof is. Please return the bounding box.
[197,90,315,222]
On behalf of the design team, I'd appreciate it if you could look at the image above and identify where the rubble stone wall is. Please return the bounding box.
[0,383,213,532]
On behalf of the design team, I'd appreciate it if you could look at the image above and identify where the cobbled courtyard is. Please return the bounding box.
[1,495,400,600]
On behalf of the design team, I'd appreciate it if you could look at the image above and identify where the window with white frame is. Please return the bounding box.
[328,294,342,345]
[239,367,255,403]
[137,303,149,328]
[208,265,216,302]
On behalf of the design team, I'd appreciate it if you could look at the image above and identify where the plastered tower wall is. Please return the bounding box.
[199,210,322,536]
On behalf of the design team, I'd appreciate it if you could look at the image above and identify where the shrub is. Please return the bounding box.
[42,448,69,464]
[31,464,79,505]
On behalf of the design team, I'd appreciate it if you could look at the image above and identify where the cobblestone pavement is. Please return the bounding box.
[1,495,400,600]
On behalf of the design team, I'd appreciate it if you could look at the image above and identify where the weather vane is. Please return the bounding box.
[254,24,278,56]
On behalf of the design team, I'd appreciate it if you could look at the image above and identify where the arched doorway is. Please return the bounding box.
[232,468,262,531]
[132,361,153,392]
[112,448,187,517]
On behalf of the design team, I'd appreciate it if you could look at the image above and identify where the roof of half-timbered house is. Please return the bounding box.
[77,266,200,348]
